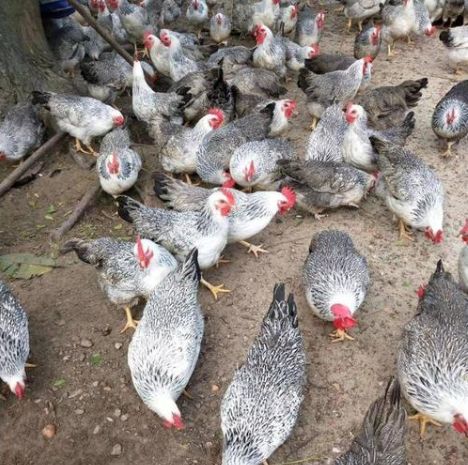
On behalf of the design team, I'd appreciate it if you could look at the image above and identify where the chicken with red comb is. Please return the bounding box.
[398,259,468,439]
[128,249,203,430]
[303,230,369,342]
[458,219,468,292]
[0,281,29,400]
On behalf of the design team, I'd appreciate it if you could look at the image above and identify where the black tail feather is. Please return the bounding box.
[31,91,51,109]
[116,195,137,223]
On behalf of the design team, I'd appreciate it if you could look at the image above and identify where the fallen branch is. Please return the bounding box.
[0,132,67,198]
[50,182,101,242]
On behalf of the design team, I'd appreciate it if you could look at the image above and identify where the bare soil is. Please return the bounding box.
[0,4,467,465]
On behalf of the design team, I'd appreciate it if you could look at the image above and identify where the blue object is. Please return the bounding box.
[39,0,75,19]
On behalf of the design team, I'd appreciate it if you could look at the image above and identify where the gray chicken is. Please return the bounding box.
[196,99,295,185]
[303,230,370,342]
[207,46,253,75]
[440,26,468,74]
[443,0,465,25]
[128,248,203,430]
[0,102,45,161]
[278,159,375,219]
[334,378,407,465]
[371,136,444,243]
[295,5,325,46]
[344,0,385,32]
[458,219,468,292]
[0,281,29,400]
[432,80,468,157]
[112,0,152,45]
[397,259,468,438]
[252,23,288,78]
[221,283,306,465]
[62,237,177,332]
[304,53,356,75]
[354,23,382,60]
[210,11,232,44]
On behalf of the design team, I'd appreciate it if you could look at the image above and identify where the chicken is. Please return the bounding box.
[303,53,356,74]
[354,23,382,60]
[342,104,415,171]
[221,283,306,465]
[186,0,209,38]
[440,26,468,74]
[153,173,296,256]
[0,102,45,162]
[128,248,203,430]
[207,46,253,74]
[344,0,385,32]
[210,11,231,44]
[0,281,29,400]
[116,189,236,299]
[278,159,374,219]
[443,0,465,25]
[295,5,325,46]
[278,3,298,35]
[97,127,142,196]
[83,0,112,60]
[459,219,468,292]
[229,138,296,189]
[355,77,428,130]
[298,57,373,129]
[110,0,151,46]
[250,0,281,31]
[160,108,224,176]
[252,23,288,79]
[334,378,407,465]
[196,99,296,185]
[397,259,468,438]
[371,136,444,243]
[62,236,177,332]
[303,230,370,341]
[31,91,124,155]
[144,33,171,77]
[284,40,320,71]
[431,80,468,156]
[424,0,445,21]
[160,0,182,26]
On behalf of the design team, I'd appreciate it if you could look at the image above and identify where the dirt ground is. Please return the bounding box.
[1,3,467,465]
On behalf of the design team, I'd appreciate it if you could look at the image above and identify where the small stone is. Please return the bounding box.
[111,444,122,456]
[113,409,121,417]
[211,384,219,393]
[78,354,86,362]
[103,386,111,392]
[205,441,213,449]
[92,381,99,387]
[42,424,56,439]
[101,325,111,336]
[74,409,84,415]
[80,339,93,348]
[68,389,83,399]
[332,447,341,454]
[93,425,101,435]
[56,320,65,327]
[114,343,122,350]
[62,355,70,362]
[121,414,129,422]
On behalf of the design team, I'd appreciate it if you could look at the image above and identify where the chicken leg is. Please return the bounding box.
[346,18,352,32]
[120,306,139,333]
[74,138,97,156]
[441,141,455,158]
[329,329,355,342]
[200,276,231,300]
[239,240,269,258]
[409,412,442,439]
[310,117,318,130]
[398,219,414,242]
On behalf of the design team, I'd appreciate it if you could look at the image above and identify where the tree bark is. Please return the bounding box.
[0,0,73,116]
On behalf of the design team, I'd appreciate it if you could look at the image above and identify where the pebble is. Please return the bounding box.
[68,389,83,399]
[42,424,56,439]
[79,354,86,362]
[121,414,129,422]
[80,339,93,348]
[113,409,121,417]
[111,444,122,456]
[92,381,99,387]
[74,409,84,415]
[93,425,101,435]
[114,342,123,350]
[211,384,219,393]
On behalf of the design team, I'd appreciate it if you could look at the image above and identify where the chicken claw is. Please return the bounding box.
[239,240,269,258]
[409,412,442,439]
[441,141,454,158]
[398,219,414,242]
[200,277,231,300]
[25,363,37,368]
[120,306,139,333]
[329,328,355,342]
[310,117,318,130]
[74,138,97,156]
[215,256,231,268]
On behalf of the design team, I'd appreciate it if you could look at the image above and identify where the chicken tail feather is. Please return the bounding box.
[181,248,201,284]
[31,91,52,110]
[116,195,141,223]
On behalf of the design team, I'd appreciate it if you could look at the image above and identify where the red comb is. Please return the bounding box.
[416,284,426,299]
[363,55,374,63]
[287,99,297,109]
[460,219,468,238]
[208,108,224,122]
[136,235,145,261]
[221,188,236,206]
[281,186,296,207]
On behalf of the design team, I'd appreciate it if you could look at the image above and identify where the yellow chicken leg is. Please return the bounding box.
[398,219,414,242]
[310,117,318,130]
[409,412,442,439]
[441,141,454,158]
[200,276,231,300]
[239,240,269,258]
[120,306,139,333]
[329,329,355,342]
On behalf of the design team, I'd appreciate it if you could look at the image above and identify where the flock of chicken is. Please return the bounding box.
[0,0,467,463]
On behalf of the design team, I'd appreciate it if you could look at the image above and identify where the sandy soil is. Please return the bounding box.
[0,3,467,465]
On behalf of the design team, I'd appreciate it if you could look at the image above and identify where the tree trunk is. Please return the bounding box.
[0,0,73,115]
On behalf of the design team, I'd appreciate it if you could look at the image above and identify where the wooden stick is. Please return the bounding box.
[0,132,67,198]
[50,182,101,242]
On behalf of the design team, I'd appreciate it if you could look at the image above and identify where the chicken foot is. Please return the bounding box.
[329,329,355,342]
[310,117,318,130]
[239,240,269,258]
[409,412,442,439]
[120,306,139,333]
[74,138,97,156]
[200,276,231,300]
[398,219,414,242]
[441,141,455,158]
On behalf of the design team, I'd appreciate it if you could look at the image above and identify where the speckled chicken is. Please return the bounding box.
[186,0,209,37]
[278,159,374,219]
[62,236,177,332]
[355,77,428,130]
[97,127,142,196]
[334,378,407,465]
[458,219,468,292]
[354,23,382,59]
[250,0,281,31]
[397,259,468,438]
[160,108,224,176]
[128,248,203,430]
[303,230,370,341]
[144,33,171,76]
[0,102,45,162]
[221,283,306,465]
[153,173,296,256]
[116,189,236,298]
[252,24,288,78]
[443,0,465,25]
[440,26,468,74]
[83,0,111,60]
[298,57,373,129]
[278,3,298,35]
[110,0,151,45]
[229,138,296,189]
[210,11,231,44]
[295,5,325,46]
[284,40,320,71]
[303,52,356,75]
[371,136,444,243]
[431,80,468,157]
[344,0,385,32]
[31,91,124,155]
[0,281,29,400]
[207,46,253,74]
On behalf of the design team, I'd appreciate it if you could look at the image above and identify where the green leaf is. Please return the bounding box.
[90,353,103,367]
[113,224,123,230]
[44,215,54,221]
[53,379,66,388]
[47,205,57,214]
[402,281,411,288]
[0,253,58,279]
